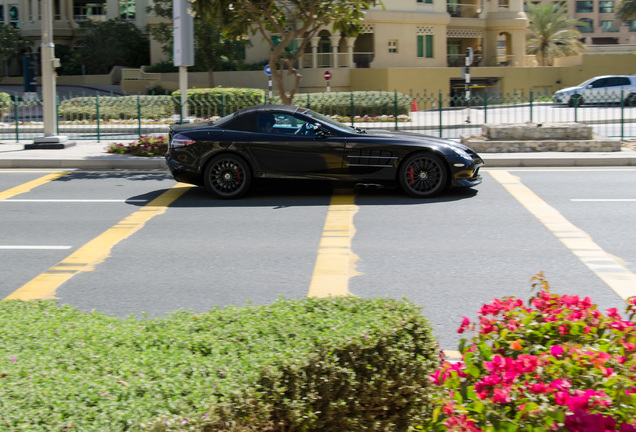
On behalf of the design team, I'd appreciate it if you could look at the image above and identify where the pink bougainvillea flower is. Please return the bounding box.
[566,396,590,412]
[550,379,572,391]
[492,387,512,404]
[529,382,550,394]
[550,345,565,358]
[444,414,482,432]
[457,316,471,334]
[606,308,622,320]
[564,410,618,432]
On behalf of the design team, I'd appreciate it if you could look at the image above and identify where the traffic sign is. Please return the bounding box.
[323,70,332,81]
[264,65,272,76]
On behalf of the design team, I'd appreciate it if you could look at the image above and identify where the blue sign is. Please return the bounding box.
[264,65,272,76]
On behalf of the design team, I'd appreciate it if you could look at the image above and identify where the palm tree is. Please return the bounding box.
[615,0,636,22]
[525,2,586,67]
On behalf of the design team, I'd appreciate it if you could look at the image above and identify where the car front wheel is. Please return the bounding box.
[204,154,252,199]
[398,153,447,198]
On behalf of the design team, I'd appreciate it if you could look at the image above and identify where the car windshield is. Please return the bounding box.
[578,77,600,87]
[305,109,360,134]
[212,112,235,128]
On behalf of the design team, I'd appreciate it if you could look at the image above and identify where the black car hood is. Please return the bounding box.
[364,129,473,151]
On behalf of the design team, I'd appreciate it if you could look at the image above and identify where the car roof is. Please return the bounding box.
[236,105,307,116]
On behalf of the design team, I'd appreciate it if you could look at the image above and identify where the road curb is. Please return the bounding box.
[0,159,169,169]
[482,154,636,167]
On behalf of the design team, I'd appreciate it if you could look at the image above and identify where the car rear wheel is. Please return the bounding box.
[204,154,252,199]
[568,94,584,107]
[399,153,447,198]
[626,94,636,107]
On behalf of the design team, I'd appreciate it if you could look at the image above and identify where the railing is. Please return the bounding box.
[2,89,636,142]
[300,52,374,68]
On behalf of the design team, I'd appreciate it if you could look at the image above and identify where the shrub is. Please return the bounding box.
[58,95,175,121]
[0,296,440,431]
[171,87,266,119]
[288,91,412,117]
[423,272,636,432]
[106,135,168,157]
[0,92,11,120]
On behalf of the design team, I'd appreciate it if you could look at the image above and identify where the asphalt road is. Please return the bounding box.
[1,167,635,352]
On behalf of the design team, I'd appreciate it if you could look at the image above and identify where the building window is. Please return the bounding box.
[271,35,297,55]
[388,40,398,53]
[601,20,617,31]
[577,17,594,32]
[599,1,614,13]
[417,0,433,3]
[417,35,433,58]
[630,20,636,31]
[0,5,19,28]
[576,1,593,13]
[119,0,135,20]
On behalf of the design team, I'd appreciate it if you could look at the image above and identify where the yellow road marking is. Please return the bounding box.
[489,170,636,301]
[4,183,192,301]
[308,190,361,297]
[0,172,71,201]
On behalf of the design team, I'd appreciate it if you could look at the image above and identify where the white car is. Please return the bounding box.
[552,75,636,107]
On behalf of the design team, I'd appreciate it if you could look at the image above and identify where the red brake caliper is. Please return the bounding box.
[407,166,416,186]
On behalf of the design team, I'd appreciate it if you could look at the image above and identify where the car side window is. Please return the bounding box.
[590,78,608,89]
[609,77,630,87]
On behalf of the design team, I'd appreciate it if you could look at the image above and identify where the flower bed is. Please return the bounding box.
[106,135,168,157]
[423,273,636,432]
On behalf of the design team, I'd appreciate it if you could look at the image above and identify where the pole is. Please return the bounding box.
[41,0,55,136]
[465,47,472,124]
[179,66,188,119]
[26,0,73,148]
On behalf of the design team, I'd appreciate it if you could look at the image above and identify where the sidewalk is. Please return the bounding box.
[1,139,636,169]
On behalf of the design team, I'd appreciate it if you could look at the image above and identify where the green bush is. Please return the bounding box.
[0,296,439,431]
[172,87,266,119]
[287,91,412,117]
[0,92,11,120]
[58,95,175,121]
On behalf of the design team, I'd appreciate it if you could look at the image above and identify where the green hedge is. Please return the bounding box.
[172,87,266,119]
[57,95,175,121]
[286,91,412,117]
[0,297,439,431]
[0,92,10,120]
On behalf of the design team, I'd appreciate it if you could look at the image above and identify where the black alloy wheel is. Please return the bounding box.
[204,154,252,199]
[398,153,447,198]
[626,94,636,107]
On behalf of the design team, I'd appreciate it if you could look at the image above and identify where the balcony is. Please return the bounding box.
[447,3,481,18]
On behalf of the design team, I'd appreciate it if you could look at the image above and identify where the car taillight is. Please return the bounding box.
[171,134,196,148]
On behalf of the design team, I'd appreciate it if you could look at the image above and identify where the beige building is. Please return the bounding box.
[243,0,530,69]
[3,0,636,99]
[533,0,636,45]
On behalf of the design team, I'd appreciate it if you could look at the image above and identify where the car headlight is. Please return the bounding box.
[450,147,472,160]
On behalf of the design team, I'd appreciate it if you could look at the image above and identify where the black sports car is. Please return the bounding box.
[166,105,483,199]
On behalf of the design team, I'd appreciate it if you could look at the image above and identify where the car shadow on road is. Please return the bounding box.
[125,181,479,208]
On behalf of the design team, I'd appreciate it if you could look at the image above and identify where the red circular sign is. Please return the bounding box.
[323,70,332,81]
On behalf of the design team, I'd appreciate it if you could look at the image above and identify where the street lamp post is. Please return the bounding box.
[26,0,74,149]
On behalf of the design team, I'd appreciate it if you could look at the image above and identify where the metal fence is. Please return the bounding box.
[1,89,636,142]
